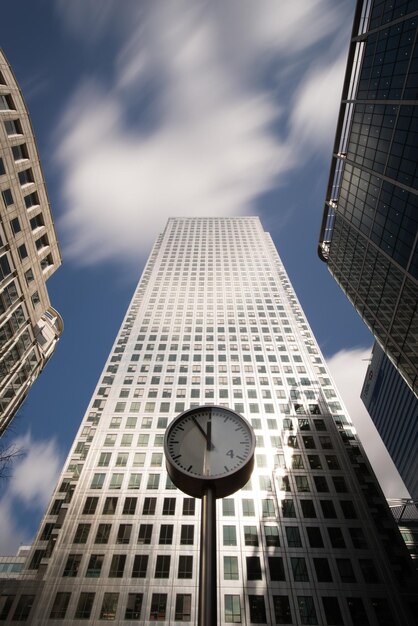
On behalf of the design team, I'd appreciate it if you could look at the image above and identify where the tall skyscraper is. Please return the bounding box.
[2,217,417,625]
[361,341,418,499]
[318,0,418,396]
[0,50,62,434]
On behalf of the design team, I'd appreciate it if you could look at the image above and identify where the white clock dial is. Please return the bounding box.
[166,407,253,479]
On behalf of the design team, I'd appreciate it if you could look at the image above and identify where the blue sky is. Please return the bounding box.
[0,0,409,554]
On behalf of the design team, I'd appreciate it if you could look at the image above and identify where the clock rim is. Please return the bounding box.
[164,405,256,499]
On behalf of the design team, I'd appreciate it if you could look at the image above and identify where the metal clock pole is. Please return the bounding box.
[198,485,217,626]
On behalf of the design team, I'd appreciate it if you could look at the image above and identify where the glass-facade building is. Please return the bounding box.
[1,217,417,625]
[361,341,418,499]
[318,0,418,396]
[0,50,62,434]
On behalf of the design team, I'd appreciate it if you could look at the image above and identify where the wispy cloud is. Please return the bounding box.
[326,347,410,498]
[0,433,63,554]
[53,1,353,266]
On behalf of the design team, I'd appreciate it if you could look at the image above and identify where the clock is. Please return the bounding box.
[164,405,256,498]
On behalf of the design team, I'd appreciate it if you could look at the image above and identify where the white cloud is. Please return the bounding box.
[53,1,353,266]
[326,347,410,499]
[0,433,63,554]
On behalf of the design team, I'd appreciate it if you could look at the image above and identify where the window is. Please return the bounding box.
[325,455,340,470]
[359,559,379,583]
[155,555,170,578]
[268,556,285,581]
[262,499,275,517]
[150,594,167,621]
[306,527,324,548]
[50,592,71,619]
[0,596,15,621]
[242,499,255,516]
[125,594,143,620]
[340,500,357,519]
[178,555,193,578]
[248,595,267,624]
[10,217,21,234]
[175,594,192,621]
[272,596,292,625]
[224,556,239,580]
[347,598,368,625]
[349,527,368,549]
[246,556,262,580]
[147,474,160,490]
[2,188,13,206]
[12,595,34,621]
[86,554,104,578]
[75,592,95,619]
[264,526,280,547]
[297,596,317,625]
[313,558,332,582]
[132,554,148,578]
[18,243,28,260]
[159,524,173,545]
[91,473,105,489]
[183,498,195,515]
[95,524,111,544]
[138,524,152,544]
[117,524,132,544]
[109,554,126,577]
[12,143,28,161]
[223,525,237,546]
[295,476,310,492]
[63,554,82,577]
[143,497,156,515]
[282,500,296,517]
[110,473,123,489]
[243,525,258,546]
[103,497,118,514]
[327,527,345,548]
[116,453,128,467]
[73,523,91,544]
[98,452,111,467]
[321,500,337,519]
[308,455,322,469]
[128,473,141,490]
[0,157,5,175]
[313,476,329,492]
[336,558,356,583]
[286,526,302,547]
[321,597,343,625]
[0,94,14,110]
[163,497,176,515]
[225,595,241,623]
[301,500,316,518]
[133,452,145,467]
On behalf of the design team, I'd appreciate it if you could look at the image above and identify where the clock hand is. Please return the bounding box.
[192,416,208,442]
[206,418,212,451]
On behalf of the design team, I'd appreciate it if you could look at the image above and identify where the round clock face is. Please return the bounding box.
[164,406,255,498]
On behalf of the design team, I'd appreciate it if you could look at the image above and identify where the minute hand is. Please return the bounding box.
[192,416,209,441]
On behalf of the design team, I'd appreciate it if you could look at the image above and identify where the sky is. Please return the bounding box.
[0,0,409,555]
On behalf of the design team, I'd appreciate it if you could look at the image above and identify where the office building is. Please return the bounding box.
[361,341,418,499]
[1,217,417,624]
[318,0,418,396]
[388,499,418,571]
[0,49,62,434]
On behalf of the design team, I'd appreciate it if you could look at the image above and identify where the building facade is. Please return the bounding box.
[361,341,418,499]
[1,217,417,625]
[318,0,418,396]
[0,49,63,434]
